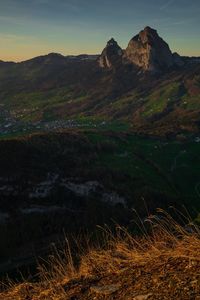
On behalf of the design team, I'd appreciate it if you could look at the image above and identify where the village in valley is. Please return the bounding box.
[0,105,106,136]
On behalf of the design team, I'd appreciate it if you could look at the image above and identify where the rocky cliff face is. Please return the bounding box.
[124,26,179,72]
[98,38,123,68]
[99,27,184,72]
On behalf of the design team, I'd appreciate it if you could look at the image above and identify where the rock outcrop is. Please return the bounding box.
[124,26,181,72]
[98,38,123,69]
[98,27,185,73]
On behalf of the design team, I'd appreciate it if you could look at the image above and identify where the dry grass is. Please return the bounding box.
[0,209,200,299]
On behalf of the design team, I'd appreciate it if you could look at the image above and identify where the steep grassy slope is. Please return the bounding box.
[1,213,199,300]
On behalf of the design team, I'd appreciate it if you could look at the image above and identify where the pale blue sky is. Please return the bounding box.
[0,0,199,61]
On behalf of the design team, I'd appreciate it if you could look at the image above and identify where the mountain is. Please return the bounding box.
[0,26,200,136]
[98,38,123,68]
[98,26,185,72]
[124,26,184,72]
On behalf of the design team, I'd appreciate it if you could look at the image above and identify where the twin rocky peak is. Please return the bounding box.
[98,26,184,73]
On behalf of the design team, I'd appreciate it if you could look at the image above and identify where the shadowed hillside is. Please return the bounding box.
[0,130,200,277]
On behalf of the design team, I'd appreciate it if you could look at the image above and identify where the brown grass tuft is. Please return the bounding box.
[1,210,200,299]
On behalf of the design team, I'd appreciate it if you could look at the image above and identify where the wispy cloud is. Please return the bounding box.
[0,33,27,42]
[0,32,49,47]
[0,15,25,26]
[31,0,81,12]
[160,0,175,11]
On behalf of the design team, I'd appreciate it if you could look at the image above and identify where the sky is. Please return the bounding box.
[0,0,200,62]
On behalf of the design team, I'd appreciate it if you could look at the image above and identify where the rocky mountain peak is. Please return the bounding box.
[98,38,123,68]
[124,26,176,72]
[107,38,119,47]
[98,26,184,72]
[140,26,159,42]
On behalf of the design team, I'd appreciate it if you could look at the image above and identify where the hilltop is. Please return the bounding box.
[1,213,200,299]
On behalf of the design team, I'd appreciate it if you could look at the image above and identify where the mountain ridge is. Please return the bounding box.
[1,27,200,65]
